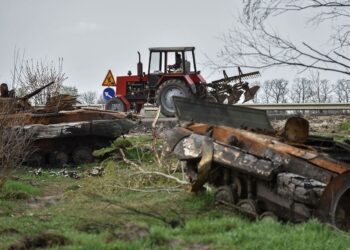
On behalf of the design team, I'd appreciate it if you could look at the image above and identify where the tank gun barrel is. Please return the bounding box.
[21,81,55,100]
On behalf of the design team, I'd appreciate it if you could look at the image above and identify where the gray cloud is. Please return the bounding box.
[58,21,104,34]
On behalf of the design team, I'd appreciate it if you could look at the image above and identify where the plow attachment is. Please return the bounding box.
[166,97,350,230]
[206,68,261,104]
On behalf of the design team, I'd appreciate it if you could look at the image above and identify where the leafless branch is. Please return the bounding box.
[211,1,350,76]
[79,91,97,105]
[0,103,34,187]
[152,107,162,166]
[213,19,350,75]
[16,58,67,105]
[118,148,189,186]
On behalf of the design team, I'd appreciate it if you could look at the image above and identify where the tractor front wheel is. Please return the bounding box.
[105,97,126,112]
[156,79,193,117]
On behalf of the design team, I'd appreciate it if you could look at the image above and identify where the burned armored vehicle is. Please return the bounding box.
[166,97,350,230]
[0,82,135,167]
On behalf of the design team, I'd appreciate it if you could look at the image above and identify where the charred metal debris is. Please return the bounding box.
[165,97,350,231]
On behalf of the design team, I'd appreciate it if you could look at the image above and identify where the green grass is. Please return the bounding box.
[0,135,349,249]
[1,180,42,199]
[340,119,350,132]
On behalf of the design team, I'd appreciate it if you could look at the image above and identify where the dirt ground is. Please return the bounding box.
[134,114,350,140]
[271,115,350,138]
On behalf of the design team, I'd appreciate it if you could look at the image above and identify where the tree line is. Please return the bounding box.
[252,74,350,104]
[10,49,98,105]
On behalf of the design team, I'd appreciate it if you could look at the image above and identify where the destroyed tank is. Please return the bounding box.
[1,82,135,167]
[165,97,350,231]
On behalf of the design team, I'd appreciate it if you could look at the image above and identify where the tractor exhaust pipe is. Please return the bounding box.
[137,51,143,77]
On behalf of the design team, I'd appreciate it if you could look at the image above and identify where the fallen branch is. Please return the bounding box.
[112,184,183,193]
[119,148,143,171]
[152,107,162,166]
[119,148,188,186]
[103,198,185,228]
[131,171,188,185]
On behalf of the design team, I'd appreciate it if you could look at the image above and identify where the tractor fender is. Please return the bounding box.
[184,75,197,94]
[116,95,131,110]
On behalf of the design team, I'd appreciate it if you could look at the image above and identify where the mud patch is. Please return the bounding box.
[0,228,19,236]
[76,221,115,234]
[2,192,30,200]
[7,232,69,250]
[27,195,60,209]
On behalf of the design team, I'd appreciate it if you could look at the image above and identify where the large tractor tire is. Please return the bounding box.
[156,79,193,117]
[105,97,126,112]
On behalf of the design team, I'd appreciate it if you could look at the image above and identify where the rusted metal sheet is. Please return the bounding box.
[316,171,350,230]
[213,142,277,180]
[189,136,213,192]
[166,97,350,230]
[188,124,349,174]
[164,127,192,153]
[4,108,133,126]
[173,96,274,132]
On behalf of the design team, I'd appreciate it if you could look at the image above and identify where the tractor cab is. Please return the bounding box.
[147,47,197,87]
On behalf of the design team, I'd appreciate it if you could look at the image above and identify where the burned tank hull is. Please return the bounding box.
[10,109,135,167]
[0,82,135,167]
[165,97,350,230]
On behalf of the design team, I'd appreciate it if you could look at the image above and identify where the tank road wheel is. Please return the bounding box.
[49,151,68,167]
[237,199,259,216]
[106,97,126,112]
[215,186,238,205]
[259,211,277,221]
[156,79,193,117]
[26,152,46,167]
[72,146,94,165]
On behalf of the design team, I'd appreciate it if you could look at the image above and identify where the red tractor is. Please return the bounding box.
[102,46,260,117]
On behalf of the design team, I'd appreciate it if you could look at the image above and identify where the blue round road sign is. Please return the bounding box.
[103,87,115,101]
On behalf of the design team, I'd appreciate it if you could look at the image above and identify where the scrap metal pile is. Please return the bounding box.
[166,97,350,230]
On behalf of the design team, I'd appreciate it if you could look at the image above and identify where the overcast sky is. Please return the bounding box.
[0,0,339,95]
[0,0,241,94]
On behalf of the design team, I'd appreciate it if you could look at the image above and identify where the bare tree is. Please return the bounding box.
[309,72,334,103]
[0,104,33,187]
[97,94,106,104]
[290,78,313,103]
[79,91,97,105]
[213,1,350,76]
[17,58,67,105]
[11,47,25,90]
[261,79,289,103]
[61,85,78,96]
[334,79,350,102]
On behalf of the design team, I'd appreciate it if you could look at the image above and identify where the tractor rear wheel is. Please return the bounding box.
[156,79,193,117]
[106,97,126,112]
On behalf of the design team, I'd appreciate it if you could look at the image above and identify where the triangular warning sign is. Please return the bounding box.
[102,70,116,86]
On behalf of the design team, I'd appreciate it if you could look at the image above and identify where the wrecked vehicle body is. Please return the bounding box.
[0,82,135,167]
[19,108,136,166]
[165,97,350,230]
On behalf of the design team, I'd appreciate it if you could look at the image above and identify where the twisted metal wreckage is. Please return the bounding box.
[165,97,350,231]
